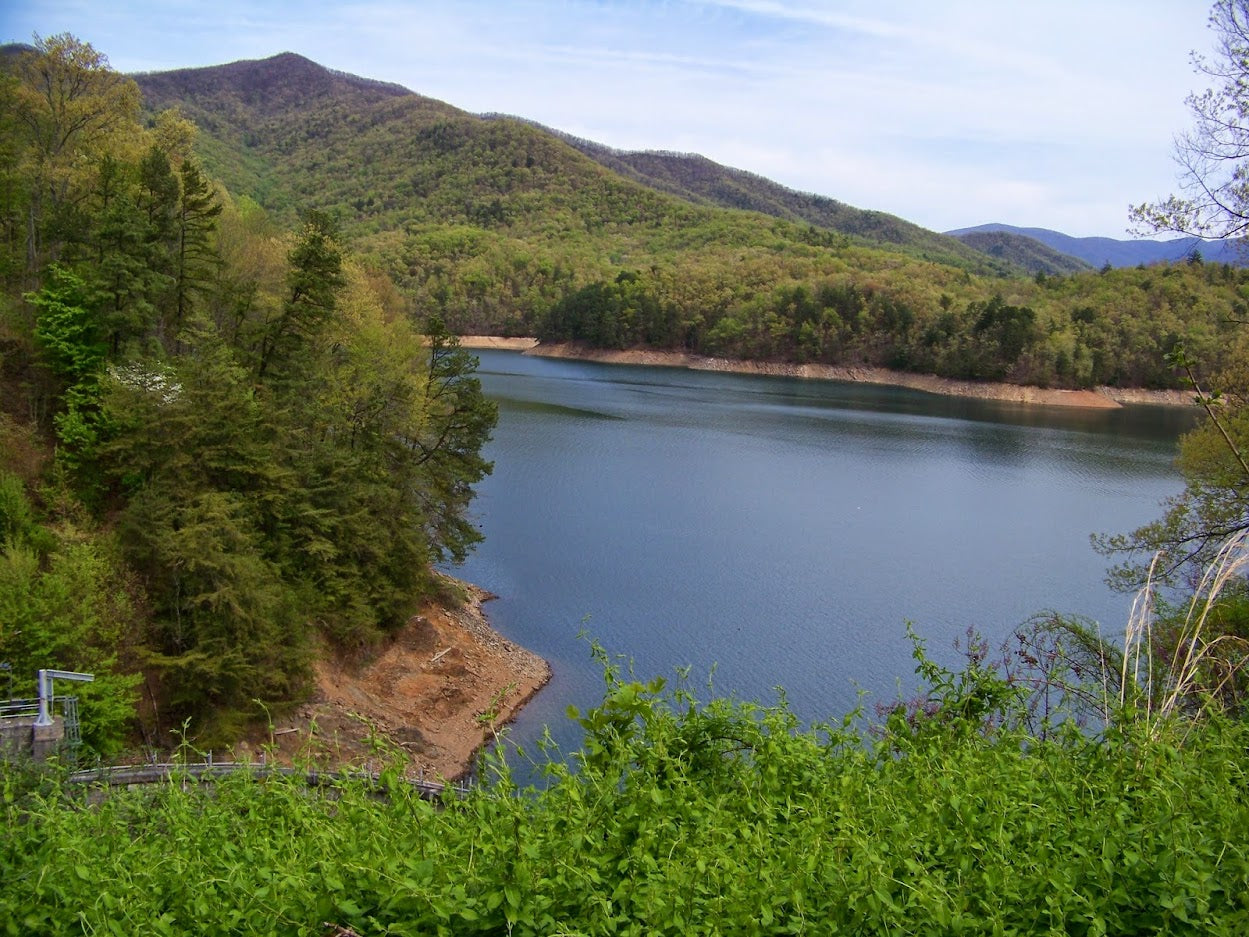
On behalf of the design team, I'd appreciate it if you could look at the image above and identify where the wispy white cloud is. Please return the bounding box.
[692,0,902,37]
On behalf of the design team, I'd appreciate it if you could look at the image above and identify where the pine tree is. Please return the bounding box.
[172,159,221,334]
[411,315,497,563]
[255,210,344,381]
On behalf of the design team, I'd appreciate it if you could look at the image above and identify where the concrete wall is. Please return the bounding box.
[0,715,64,761]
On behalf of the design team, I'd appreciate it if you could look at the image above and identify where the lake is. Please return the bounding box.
[451,349,1196,760]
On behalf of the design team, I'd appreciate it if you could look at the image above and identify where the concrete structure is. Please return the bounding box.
[1,668,91,762]
[0,702,65,761]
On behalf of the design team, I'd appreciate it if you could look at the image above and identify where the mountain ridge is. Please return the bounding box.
[130,51,413,109]
[491,115,1013,273]
[5,42,1234,270]
[947,223,1246,268]
[4,44,1217,394]
[130,52,1029,275]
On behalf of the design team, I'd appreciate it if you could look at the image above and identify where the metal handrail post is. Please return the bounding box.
[34,669,94,727]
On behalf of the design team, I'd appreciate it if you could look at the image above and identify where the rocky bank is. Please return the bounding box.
[257,581,550,782]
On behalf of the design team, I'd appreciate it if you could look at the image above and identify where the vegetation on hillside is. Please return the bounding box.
[0,35,496,747]
[5,624,1249,935]
[128,53,1249,390]
[950,229,1095,276]
[522,123,1020,271]
[539,258,1249,387]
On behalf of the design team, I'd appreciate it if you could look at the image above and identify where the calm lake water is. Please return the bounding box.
[451,349,1196,760]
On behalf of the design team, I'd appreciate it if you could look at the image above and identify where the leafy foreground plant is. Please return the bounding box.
[4,637,1249,937]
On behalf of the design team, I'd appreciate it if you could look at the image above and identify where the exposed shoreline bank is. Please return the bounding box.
[264,579,550,782]
[458,336,1193,410]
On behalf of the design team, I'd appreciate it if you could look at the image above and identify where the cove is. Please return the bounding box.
[451,349,1197,760]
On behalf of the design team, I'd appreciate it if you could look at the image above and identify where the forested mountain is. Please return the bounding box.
[513,121,1019,273]
[948,223,1248,268]
[132,54,1017,270]
[947,229,1094,276]
[120,52,1249,392]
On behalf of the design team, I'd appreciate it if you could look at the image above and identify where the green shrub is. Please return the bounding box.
[4,644,1247,935]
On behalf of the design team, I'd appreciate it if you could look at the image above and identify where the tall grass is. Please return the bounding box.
[1119,531,1249,731]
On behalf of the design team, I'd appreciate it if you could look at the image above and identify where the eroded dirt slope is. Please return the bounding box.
[256,584,550,782]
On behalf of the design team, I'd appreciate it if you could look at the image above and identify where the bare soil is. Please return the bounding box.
[249,582,550,782]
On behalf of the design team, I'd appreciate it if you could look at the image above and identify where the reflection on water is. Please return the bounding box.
[453,350,1196,760]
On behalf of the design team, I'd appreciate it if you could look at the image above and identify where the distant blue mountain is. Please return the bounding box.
[945,223,1247,268]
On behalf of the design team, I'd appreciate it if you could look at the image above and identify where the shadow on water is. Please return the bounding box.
[498,398,626,421]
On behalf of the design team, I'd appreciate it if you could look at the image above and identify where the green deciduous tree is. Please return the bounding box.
[0,71,29,283]
[0,473,141,754]
[8,34,141,276]
[26,263,104,382]
[1093,4,1249,723]
[1103,3,1249,589]
[1100,338,1249,586]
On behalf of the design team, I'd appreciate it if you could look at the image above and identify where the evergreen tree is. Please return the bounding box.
[135,143,179,322]
[172,159,222,334]
[101,318,308,723]
[86,155,168,354]
[255,210,344,381]
[412,316,497,564]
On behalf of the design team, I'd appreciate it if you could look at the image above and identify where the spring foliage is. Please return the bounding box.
[0,36,496,745]
[4,641,1249,935]
[1,28,1248,933]
[122,43,1249,391]
[1097,1,1249,596]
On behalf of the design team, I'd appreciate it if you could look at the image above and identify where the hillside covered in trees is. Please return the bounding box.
[945,228,1095,276]
[3,33,1249,750]
[0,36,496,748]
[117,51,1249,392]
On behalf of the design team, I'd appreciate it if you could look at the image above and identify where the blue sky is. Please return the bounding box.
[3,1,1216,238]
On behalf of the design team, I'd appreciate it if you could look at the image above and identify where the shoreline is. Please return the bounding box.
[458,336,1193,410]
[262,578,551,782]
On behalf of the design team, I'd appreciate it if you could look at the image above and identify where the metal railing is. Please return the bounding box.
[60,697,81,747]
[0,698,39,720]
[68,758,472,802]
